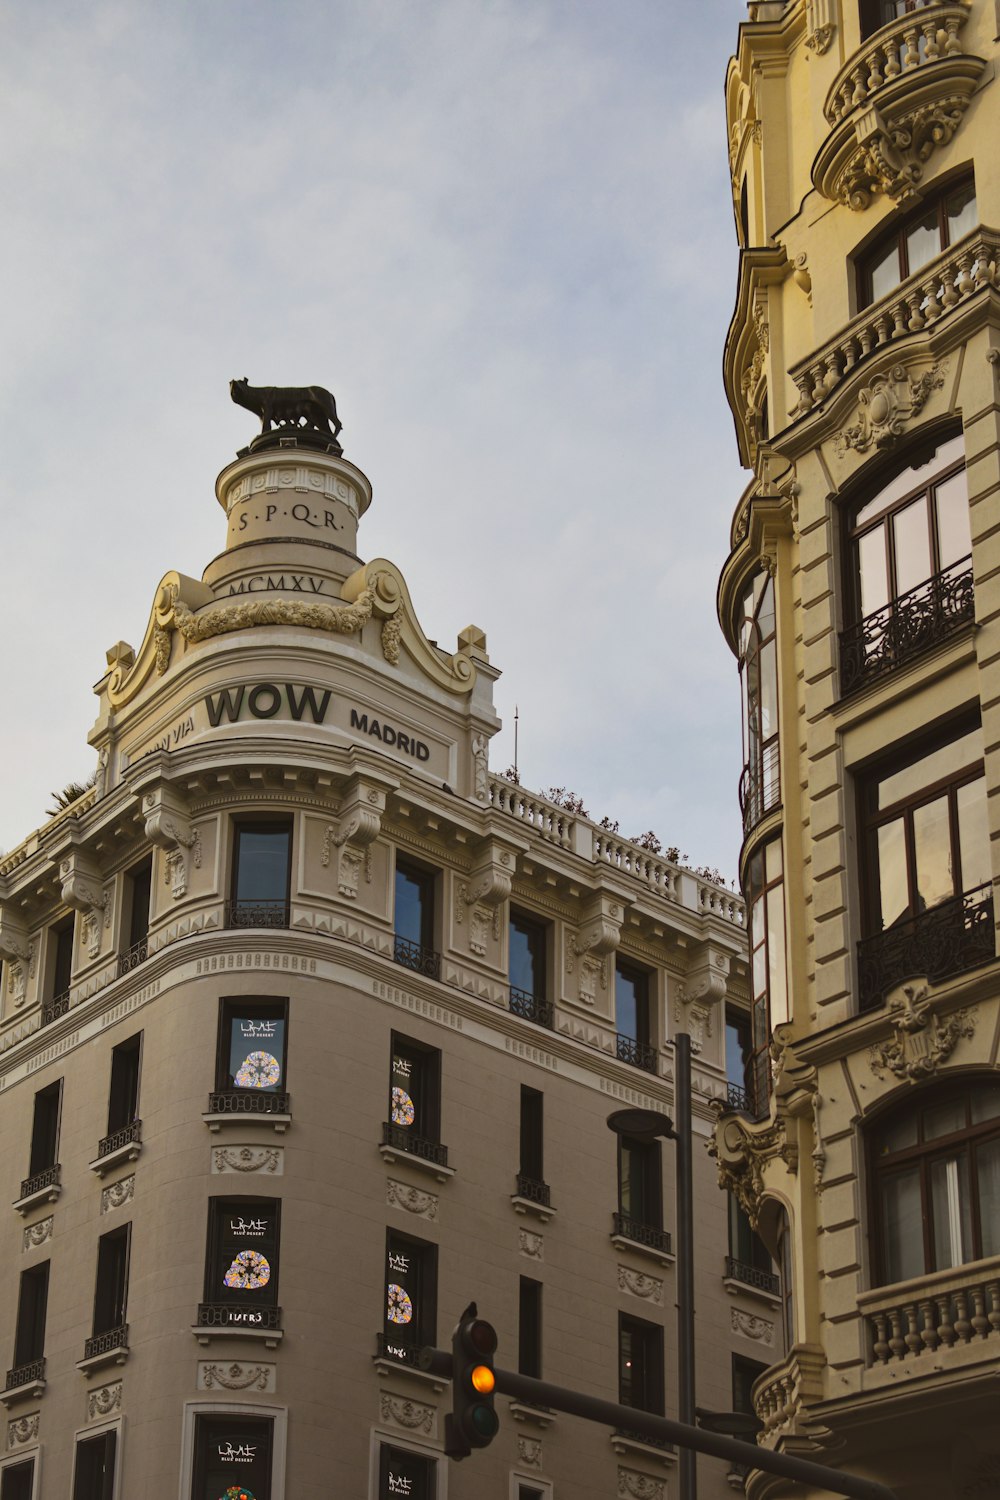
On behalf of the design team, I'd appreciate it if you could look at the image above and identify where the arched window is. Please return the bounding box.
[840,432,973,695]
[870,1081,1000,1285]
[738,572,779,833]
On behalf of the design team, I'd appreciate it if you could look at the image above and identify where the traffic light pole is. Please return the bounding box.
[420,1350,897,1500]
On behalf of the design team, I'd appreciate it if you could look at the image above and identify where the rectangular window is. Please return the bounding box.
[393,859,438,976]
[0,1460,35,1500]
[389,1034,441,1145]
[203,1198,280,1330]
[378,1444,436,1500]
[191,1413,273,1500]
[28,1081,62,1178]
[618,1136,662,1230]
[92,1225,130,1340]
[615,961,655,1071]
[13,1263,49,1370]
[72,1431,117,1500]
[384,1230,437,1355]
[518,1489,545,1500]
[732,1353,768,1416]
[126,860,152,949]
[216,998,289,1094]
[518,1277,542,1379]
[106,1035,142,1136]
[230,821,292,927]
[519,1086,544,1185]
[725,1007,752,1106]
[619,1314,664,1415]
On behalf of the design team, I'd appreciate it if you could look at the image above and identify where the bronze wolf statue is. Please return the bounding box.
[230,378,342,440]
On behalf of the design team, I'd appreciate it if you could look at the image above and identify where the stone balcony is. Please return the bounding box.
[859,1254,1000,1381]
[814,1,984,208]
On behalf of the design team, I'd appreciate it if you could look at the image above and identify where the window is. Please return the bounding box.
[393,859,438,977]
[119,860,152,974]
[386,1034,443,1162]
[27,1081,61,1182]
[774,1205,795,1347]
[733,1353,768,1417]
[517,1086,548,1205]
[727,1194,779,1295]
[229,821,292,927]
[382,1231,437,1362]
[11,1263,48,1377]
[518,1489,545,1500]
[857,721,992,1010]
[215,998,289,1102]
[519,1277,542,1378]
[615,961,655,1071]
[871,1081,1000,1284]
[378,1444,436,1500]
[72,1431,117,1500]
[509,910,552,1027]
[841,433,973,694]
[191,1413,273,1500]
[89,1225,130,1354]
[619,1314,664,1415]
[0,1459,35,1500]
[738,571,779,833]
[860,178,976,307]
[615,1136,669,1253]
[202,1197,280,1331]
[746,836,787,1110]
[44,918,74,1022]
[725,1006,753,1110]
[106,1034,142,1139]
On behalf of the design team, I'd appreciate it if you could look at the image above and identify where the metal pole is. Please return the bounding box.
[675,1030,696,1500]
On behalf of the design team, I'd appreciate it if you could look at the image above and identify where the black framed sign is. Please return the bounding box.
[192,1414,273,1500]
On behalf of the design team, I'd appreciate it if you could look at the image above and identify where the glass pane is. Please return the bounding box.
[760,639,777,742]
[229,1012,285,1092]
[752,932,767,1002]
[878,727,983,809]
[893,498,932,597]
[946,182,977,244]
[869,240,901,304]
[881,1166,924,1282]
[935,469,971,569]
[876,818,909,928]
[767,885,788,1029]
[858,527,890,616]
[725,1017,751,1089]
[930,1154,972,1269]
[913,795,954,909]
[957,777,990,893]
[970,1088,1000,1125]
[905,205,941,278]
[751,893,764,949]
[395,865,431,947]
[510,915,545,996]
[877,1113,919,1155]
[976,1137,1000,1257]
[757,576,774,636]
[616,966,646,1042]
[765,838,783,882]
[235,828,290,903]
[923,1098,966,1140]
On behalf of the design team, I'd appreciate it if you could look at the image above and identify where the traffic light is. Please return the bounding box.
[445,1303,499,1459]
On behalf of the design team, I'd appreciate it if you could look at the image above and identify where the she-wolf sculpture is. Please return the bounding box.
[229,378,343,440]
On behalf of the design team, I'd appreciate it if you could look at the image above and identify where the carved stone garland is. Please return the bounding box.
[87,1382,122,1421]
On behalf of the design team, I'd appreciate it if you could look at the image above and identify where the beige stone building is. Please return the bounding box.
[713,1,1000,1496]
[0,404,771,1499]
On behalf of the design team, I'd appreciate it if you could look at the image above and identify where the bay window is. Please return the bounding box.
[746,836,787,1111]
[738,571,779,833]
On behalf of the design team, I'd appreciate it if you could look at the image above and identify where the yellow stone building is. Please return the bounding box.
[714,1,1000,1496]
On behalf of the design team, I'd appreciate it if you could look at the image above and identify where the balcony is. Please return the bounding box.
[615,1034,657,1073]
[509,985,554,1029]
[78,1324,129,1372]
[858,881,994,1012]
[14,1164,61,1215]
[379,1121,453,1182]
[791,227,1000,419]
[204,1090,291,1134]
[860,1255,1000,1370]
[116,937,149,977]
[194,1303,283,1348]
[90,1119,143,1177]
[2,1358,46,1406]
[611,1212,673,1263]
[392,935,441,981]
[814,2,984,209]
[725,1255,781,1298]
[224,900,289,930]
[840,556,974,696]
[41,990,70,1027]
[725,1081,767,1121]
[511,1172,555,1223]
[739,741,781,835]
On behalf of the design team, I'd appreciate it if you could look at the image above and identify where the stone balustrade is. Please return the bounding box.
[752,1344,826,1441]
[592,833,679,900]
[824,2,969,126]
[859,1256,1000,1366]
[489,777,577,849]
[790,227,1000,417]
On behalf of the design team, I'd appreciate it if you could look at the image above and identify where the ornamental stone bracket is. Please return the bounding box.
[709,1112,798,1231]
[675,942,729,1054]
[455,835,519,956]
[835,362,946,454]
[804,0,835,53]
[565,892,627,1007]
[321,773,393,900]
[140,781,201,900]
[58,850,111,959]
[868,980,976,1084]
[0,908,36,1010]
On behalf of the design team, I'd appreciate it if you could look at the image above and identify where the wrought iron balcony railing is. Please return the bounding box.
[117,937,149,976]
[97,1120,142,1159]
[612,1212,672,1256]
[725,1256,780,1297]
[4,1358,45,1392]
[196,1303,282,1331]
[616,1034,657,1073]
[515,1174,551,1208]
[41,990,70,1027]
[207,1090,291,1117]
[738,740,780,834]
[381,1121,448,1169]
[839,557,974,697]
[83,1325,128,1361]
[224,900,290,930]
[392,935,441,980]
[858,882,994,1012]
[509,985,554,1029]
[18,1164,60,1201]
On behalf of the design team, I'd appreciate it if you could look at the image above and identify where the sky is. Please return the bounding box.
[1,0,752,881]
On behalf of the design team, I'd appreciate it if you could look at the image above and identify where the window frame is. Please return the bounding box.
[618,1135,663,1231]
[124,858,152,951]
[92,1223,131,1340]
[71,1424,120,1500]
[215,997,290,1094]
[856,176,975,305]
[509,908,548,999]
[27,1081,62,1178]
[393,856,438,958]
[203,1196,281,1320]
[180,1402,286,1500]
[229,819,293,924]
[518,1276,543,1379]
[383,1228,438,1355]
[106,1034,142,1136]
[49,917,74,1003]
[737,570,780,834]
[377,1441,438,1500]
[519,1086,544,1185]
[0,1455,38,1500]
[618,1312,665,1416]
[12,1262,49,1370]
[388,1033,442,1146]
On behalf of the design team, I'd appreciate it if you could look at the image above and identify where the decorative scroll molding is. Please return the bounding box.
[709,1114,798,1230]
[618,1469,665,1500]
[732,1307,776,1346]
[676,943,729,1054]
[342,561,486,695]
[456,837,517,955]
[22,1217,53,1252]
[87,1382,122,1421]
[869,981,975,1083]
[519,1229,544,1260]
[199,1361,275,1392]
[101,1175,135,1214]
[212,1146,283,1175]
[7,1413,39,1447]
[836,362,946,453]
[379,1394,435,1434]
[60,852,112,958]
[566,893,624,1004]
[320,775,387,899]
[386,1178,439,1221]
[0,911,35,1009]
[618,1266,664,1306]
[518,1436,542,1469]
[142,783,201,900]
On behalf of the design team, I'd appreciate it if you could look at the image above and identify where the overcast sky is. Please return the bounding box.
[1,0,751,880]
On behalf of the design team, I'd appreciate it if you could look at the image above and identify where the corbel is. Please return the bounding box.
[141,781,201,901]
[455,835,519,955]
[0,905,35,1010]
[675,941,730,1053]
[321,773,391,900]
[566,892,628,1008]
[59,849,111,960]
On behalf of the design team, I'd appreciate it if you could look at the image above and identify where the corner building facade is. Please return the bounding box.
[715,1,1000,1496]
[0,417,766,1499]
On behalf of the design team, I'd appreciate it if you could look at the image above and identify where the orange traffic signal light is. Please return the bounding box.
[446,1305,499,1458]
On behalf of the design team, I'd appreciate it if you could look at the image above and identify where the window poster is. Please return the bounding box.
[228,1014,285,1092]
[384,1233,419,1352]
[391,1051,416,1130]
[379,1444,434,1500]
[192,1415,272,1500]
[214,1200,279,1312]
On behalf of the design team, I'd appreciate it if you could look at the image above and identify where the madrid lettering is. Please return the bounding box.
[350,709,429,761]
